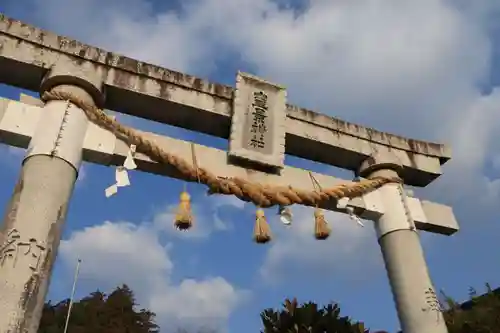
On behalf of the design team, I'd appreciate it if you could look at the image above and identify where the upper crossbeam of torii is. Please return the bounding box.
[0,13,457,333]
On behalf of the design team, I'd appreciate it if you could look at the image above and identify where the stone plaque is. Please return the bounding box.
[229,72,287,169]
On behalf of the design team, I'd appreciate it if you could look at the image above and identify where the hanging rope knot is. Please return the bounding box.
[174,191,193,230]
[314,208,330,240]
[253,208,272,244]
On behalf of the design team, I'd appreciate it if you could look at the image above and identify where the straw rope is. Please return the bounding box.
[41,89,401,208]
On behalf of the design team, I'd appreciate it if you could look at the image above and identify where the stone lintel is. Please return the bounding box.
[0,96,459,235]
[0,14,451,186]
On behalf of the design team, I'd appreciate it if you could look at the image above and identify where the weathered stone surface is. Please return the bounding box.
[0,97,460,236]
[229,72,286,169]
[0,54,104,333]
[0,13,451,186]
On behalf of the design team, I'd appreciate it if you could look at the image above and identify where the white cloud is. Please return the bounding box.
[210,195,246,231]
[426,87,500,217]
[149,277,247,330]
[60,219,249,331]
[61,221,172,288]
[28,0,219,75]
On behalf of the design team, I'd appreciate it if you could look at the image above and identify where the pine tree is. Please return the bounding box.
[260,298,368,333]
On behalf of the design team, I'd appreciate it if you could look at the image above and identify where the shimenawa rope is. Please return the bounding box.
[41,89,402,210]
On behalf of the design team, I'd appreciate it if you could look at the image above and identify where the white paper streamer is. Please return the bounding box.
[105,144,137,197]
[337,197,365,227]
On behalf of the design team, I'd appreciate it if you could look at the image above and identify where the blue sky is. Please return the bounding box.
[1,0,500,332]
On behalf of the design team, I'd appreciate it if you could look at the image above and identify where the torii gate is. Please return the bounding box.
[0,14,458,333]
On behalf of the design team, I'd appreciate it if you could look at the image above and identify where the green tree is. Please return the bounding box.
[39,284,159,333]
[442,284,500,333]
[260,298,368,333]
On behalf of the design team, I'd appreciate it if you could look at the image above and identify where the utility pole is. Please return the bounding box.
[63,258,82,333]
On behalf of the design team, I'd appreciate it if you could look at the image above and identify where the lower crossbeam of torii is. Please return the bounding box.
[0,14,458,333]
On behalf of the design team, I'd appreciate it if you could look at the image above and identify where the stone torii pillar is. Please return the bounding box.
[359,154,448,333]
[0,62,103,333]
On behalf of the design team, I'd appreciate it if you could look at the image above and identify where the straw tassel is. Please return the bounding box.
[254,209,272,244]
[314,208,330,240]
[174,191,193,230]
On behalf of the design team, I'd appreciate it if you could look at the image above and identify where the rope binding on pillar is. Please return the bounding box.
[41,89,402,243]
